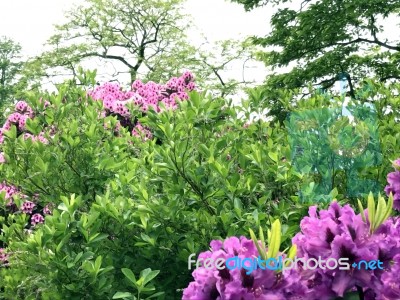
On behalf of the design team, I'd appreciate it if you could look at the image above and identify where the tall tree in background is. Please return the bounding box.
[23,0,257,97]
[232,0,400,122]
[33,0,188,83]
[0,37,23,118]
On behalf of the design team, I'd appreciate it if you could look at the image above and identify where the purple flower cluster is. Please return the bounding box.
[88,71,196,138]
[379,254,400,299]
[184,202,400,300]
[385,159,400,210]
[183,237,310,300]
[292,202,400,299]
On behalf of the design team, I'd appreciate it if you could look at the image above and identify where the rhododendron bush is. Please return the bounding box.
[0,73,400,299]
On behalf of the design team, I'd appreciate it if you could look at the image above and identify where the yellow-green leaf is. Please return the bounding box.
[367,192,375,231]
[249,229,266,260]
[358,199,366,223]
[267,220,281,259]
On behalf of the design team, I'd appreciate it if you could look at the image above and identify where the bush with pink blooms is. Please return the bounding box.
[1,72,400,300]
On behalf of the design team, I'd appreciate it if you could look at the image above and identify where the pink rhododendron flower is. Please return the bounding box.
[0,248,9,264]
[18,114,29,130]
[0,182,20,206]
[21,201,36,214]
[43,203,53,215]
[31,213,44,226]
[132,122,152,140]
[0,152,5,163]
[89,72,196,138]
[15,100,29,112]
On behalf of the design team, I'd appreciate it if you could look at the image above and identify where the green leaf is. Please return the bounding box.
[122,268,137,286]
[94,256,102,274]
[267,219,281,259]
[4,125,16,139]
[358,200,366,223]
[268,152,278,162]
[287,245,297,260]
[374,193,387,230]
[342,291,360,300]
[382,193,394,222]
[141,268,160,286]
[112,292,133,299]
[258,226,267,258]
[367,192,375,231]
[249,228,266,260]
[146,292,165,299]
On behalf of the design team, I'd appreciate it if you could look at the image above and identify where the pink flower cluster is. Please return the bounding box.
[31,213,45,226]
[21,200,35,214]
[43,203,53,215]
[0,182,52,227]
[2,101,34,132]
[0,182,20,206]
[22,132,48,144]
[0,248,9,264]
[0,101,48,152]
[88,71,196,138]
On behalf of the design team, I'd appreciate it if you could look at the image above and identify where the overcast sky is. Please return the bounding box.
[0,0,271,55]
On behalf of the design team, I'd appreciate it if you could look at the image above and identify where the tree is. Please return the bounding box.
[0,37,23,116]
[232,0,400,121]
[31,0,190,83]
[23,0,259,98]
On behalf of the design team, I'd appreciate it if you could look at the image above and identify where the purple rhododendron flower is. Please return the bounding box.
[183,236,311,299]
[293,202,400,299]
[378,254,400,300]
[385,158,400,210]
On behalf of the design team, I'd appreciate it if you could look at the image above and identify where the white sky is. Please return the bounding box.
[0,0,271,55]
[0,0,271,89]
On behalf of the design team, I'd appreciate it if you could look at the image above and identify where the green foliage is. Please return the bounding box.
[1,80,131,203]
[1,74,399,298]
[113,268,163,300]
[0,78,305,298]
[233,0,400,122]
